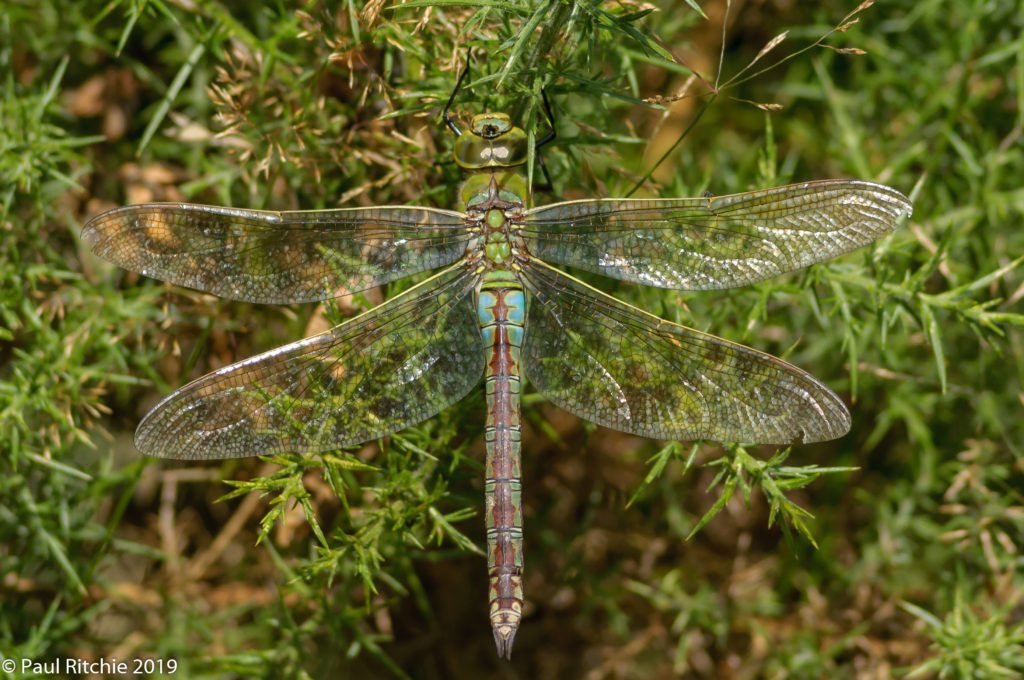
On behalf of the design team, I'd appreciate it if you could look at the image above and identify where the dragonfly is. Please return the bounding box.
[82,73,911,658]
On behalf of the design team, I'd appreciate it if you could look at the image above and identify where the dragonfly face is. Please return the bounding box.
[82,88,911,659]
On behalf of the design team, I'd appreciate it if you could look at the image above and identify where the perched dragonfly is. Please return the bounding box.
[82,73,911,658]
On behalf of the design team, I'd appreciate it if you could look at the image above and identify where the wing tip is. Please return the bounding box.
[794,392,852,445]
[845,179,914,220]
[133,418,171,459]
[80,211,111,250]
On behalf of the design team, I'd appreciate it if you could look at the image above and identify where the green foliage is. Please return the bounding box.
[903,582,1024,679]
[2,0,1023,677]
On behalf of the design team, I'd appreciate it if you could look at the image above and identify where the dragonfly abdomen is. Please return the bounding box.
[477,271,526,658]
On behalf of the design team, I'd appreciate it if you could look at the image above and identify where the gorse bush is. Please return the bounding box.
[1,0,1022,677]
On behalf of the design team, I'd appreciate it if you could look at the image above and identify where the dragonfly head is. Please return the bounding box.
[453,113,528,170]
[471,112,513,139]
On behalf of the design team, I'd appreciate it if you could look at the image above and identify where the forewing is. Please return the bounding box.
[519,260,850,445]
[83,203,472,303]
[520,180,911,290]
[135,263,484,459]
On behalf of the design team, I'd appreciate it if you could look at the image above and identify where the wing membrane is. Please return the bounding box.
[83,203,472,303]
[135,263,484,459]
[520,180,911,290]
[519,259,850,444]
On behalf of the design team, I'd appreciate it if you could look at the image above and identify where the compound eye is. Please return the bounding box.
[471,113,513,139]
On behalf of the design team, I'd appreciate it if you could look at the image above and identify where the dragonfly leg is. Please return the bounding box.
[529,89,556,193]
[535,87,556,149]
[443,63,471,136]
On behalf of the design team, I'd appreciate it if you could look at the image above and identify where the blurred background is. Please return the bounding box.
[2,0,1022,677]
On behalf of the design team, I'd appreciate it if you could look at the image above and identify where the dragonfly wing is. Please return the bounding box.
[519,260,850,445]
[135,263,484,459]
[83,203,472,303]
[520,180,911,290]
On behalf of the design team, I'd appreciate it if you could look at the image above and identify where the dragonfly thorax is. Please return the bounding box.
[484,228,512,264]
[460,171,528,213]
[461,174,525,266]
